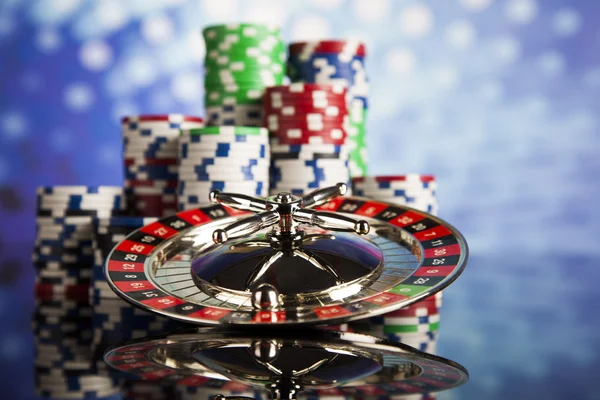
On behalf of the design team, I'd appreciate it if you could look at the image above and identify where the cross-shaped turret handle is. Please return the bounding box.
[209,183,370,244]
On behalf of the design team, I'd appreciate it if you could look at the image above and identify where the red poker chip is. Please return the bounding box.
[264,104,348,116]
[385,303,439,317]
[265,94,347,103]
[130,194,177,203]
[265,98,348,110]
[265,115,349,126]
[35,283,90,301]
[269,131,347,145]
[125,180,179,188]
[121,115,204,124]
[264,101,348,114]
[317,323,352,332]
[267,122,348,134]
[124,158,178,167]
[266,83,347,96]
[352,175,437,184]
[288,40,366,57]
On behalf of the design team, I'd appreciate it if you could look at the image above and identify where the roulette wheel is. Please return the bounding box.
[105,183,468,326]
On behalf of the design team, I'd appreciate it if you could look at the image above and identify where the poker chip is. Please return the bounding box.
[288,40,367,58]
[178,126,269,210]
[122,114,204,218]
[287,41,368,177]
[203,23,285,125]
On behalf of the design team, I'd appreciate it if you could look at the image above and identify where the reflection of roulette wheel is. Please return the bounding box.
[105,183,468,326]
[104,328,469,399]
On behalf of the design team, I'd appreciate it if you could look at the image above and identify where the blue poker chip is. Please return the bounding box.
[270,167,334,182]
[180,142,268,159]
[217,118,262,126]
[369,181,436,190]
[36,239,94,247]
[95,216,156,227]
[182,157,266,169]
[288,54,367,82]
[37,195,125,210]
[37,187,122,195]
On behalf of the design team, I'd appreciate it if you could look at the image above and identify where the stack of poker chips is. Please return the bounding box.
[287,40,368,177]
[90,216,184,376]
[122,114,204,217]
[203,23,286,126]
[264,83,351,195]
[34,186,125,298]
[177,126,269,210]
[352,175,438,215]
[350,174,441,353]
[33,294,121,399]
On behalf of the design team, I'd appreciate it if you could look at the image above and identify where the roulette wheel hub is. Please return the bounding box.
[106,183,468,325]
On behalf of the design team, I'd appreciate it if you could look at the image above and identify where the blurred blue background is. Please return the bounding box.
[1,0,600,398]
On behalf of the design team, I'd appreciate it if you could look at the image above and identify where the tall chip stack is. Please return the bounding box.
[177,127,269,210]
[203,23,286,126]
[122,114,204,217]
[287,40,368,178]
[34,186,125,298]
[264,83,351,195]
[350,174,441,354]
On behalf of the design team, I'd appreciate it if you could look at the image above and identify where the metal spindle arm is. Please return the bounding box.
[212,210,279,244]
[301,183,347,208]
[209,190,268,212]
[293,209,369,235]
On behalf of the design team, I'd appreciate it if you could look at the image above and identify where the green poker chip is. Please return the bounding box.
[204,85,268,107]
[205,50,286,67]
[203,23,281,42]
[383,322,440,334]
[204,70,285,86]
[184,126,268,136]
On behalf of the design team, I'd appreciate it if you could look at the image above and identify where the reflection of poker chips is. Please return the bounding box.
[32,295,122,400]
[91,297,184,349]
[352,175,438,215]
[122,114,204,218]
[203,23,285,124]
[125,381,175,400]
[178,127,269,210]
[287,42,368,177]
